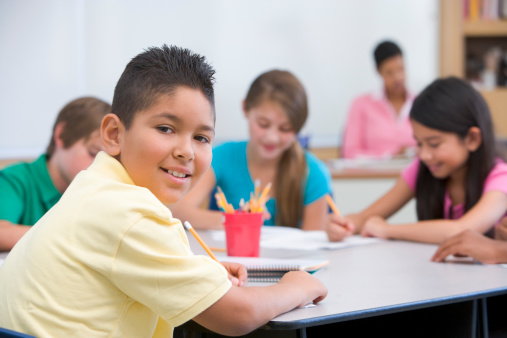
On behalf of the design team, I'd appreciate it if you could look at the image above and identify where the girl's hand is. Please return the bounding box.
[326,213,355,242]
[221,262,248,287]
[361,216,390,239]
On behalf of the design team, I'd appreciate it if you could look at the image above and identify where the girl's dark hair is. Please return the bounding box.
[410,77,497,220]
[244,70,308,228]
[112,45,216,129]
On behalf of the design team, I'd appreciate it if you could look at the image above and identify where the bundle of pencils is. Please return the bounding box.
[215,180,271,214]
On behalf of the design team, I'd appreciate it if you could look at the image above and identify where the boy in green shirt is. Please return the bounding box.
[0,97,111,250]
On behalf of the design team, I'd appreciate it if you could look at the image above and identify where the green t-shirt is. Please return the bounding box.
[0,155,61,225]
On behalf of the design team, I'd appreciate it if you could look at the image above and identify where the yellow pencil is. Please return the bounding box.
[257,182,272,205]
[254,179,261,199]
[183,221,219,261]
[325,194,341,216]
[217,187,234,213]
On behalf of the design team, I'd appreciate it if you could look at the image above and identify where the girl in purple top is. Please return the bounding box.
[327,77,507,244]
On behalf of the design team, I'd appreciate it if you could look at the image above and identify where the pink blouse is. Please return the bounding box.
[402,158,507,220]
[341,90,417,159]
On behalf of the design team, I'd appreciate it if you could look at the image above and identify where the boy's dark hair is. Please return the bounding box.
[46,97,111,158]
[111,45,216,129]
[410,77,497,222]
[374,40,403,69]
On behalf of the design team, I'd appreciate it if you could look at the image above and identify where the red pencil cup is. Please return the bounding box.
[223,212,263,257]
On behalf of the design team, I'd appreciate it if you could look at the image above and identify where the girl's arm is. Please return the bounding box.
[168,168,223,230]
[301,196,329,230]
[326,177,413,241]
[362,190,507,244]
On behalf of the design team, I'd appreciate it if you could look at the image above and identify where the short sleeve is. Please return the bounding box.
[112,217,231,327]
[484,162,507,195]
[401,158,420,192]
[303,152,332,205]
[0,172,24,223]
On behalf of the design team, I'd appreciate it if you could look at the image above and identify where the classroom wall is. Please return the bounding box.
[0,0,439,158]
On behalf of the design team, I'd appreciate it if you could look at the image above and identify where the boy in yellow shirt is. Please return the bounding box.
[0,45,327,337]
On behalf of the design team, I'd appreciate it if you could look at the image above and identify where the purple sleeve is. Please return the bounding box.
[401,158,420,191]
[484,161,507,195]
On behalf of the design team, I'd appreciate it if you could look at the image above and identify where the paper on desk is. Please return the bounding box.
[210,226,382,250]
[0,258,4,268]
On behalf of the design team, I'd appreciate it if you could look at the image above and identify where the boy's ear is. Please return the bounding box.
[101,114,124,156]
[242,100,248,118]
[465,126,482,152]
[53,122,66,148]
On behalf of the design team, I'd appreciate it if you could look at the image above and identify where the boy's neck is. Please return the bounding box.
[46,155,70,193]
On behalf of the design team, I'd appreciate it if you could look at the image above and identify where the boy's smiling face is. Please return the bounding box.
[103,87,215,204]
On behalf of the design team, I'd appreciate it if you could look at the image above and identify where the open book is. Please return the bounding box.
[221,256,329,283]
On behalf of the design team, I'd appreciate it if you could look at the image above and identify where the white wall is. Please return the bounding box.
[0,0,439,158]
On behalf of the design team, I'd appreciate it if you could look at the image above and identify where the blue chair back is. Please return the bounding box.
[0,327,35,338]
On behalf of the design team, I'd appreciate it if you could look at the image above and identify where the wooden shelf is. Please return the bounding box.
[440,0,507,138]
[480,88,507,137]
[464,20,507,36]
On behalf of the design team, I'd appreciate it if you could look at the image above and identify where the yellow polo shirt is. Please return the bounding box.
[0,152,231,337]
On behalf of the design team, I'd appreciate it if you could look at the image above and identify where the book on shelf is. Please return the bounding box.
[220,256,329,283]
[464,0,507,20]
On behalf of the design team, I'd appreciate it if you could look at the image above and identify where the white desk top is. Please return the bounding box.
[2,229,507,330]
[190,230,507,329]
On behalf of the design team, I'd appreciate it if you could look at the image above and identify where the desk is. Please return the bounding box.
[179,231,507,338]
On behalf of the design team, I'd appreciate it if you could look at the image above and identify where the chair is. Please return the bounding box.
[0,327,35,338]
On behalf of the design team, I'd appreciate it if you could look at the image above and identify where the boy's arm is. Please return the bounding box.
[0,220,30,251]
[362,190,507,244]
[432,229,507,264]
[169,168,223,230]
[193,271,327,336]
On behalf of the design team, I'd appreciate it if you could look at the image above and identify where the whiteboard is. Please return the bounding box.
[0,0,439,158]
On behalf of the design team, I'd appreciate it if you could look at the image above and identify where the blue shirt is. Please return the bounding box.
[210,141,332,227]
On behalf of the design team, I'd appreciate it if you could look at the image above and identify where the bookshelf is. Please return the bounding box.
[440,0,507,137]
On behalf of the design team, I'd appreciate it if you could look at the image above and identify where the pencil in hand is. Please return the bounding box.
[183,221,219,262]
[325,195,341,216]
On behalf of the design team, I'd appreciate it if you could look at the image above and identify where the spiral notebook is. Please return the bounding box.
[221,257,329,283]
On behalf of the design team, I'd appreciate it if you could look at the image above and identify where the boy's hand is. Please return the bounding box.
[221,262,248,287]
[431,229,501,264]
[361,216,389,239]
[279,271,327,307]
[495,217,507,241]
[326,213,355,242]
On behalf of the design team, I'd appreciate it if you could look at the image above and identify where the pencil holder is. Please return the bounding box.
[223,212,263,257]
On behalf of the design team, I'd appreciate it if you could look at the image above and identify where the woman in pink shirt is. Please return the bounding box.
[327,77,507,245]
[342,41,417,159]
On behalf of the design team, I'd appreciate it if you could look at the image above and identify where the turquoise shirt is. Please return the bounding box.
[0,155,61,225]
[210,141,332,227]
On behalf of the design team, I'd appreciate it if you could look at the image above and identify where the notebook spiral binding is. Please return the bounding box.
[247,265,300,283]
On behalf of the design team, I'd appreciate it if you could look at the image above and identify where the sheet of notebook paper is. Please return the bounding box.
[209,226,382,251]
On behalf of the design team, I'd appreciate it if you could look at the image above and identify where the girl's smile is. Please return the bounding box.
[245,100,296,162]
[411,120,479,181]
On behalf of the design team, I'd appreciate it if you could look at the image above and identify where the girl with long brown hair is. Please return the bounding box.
[172,69,332,229]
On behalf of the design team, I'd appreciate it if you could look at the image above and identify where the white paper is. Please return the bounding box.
[210,226,382,251]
